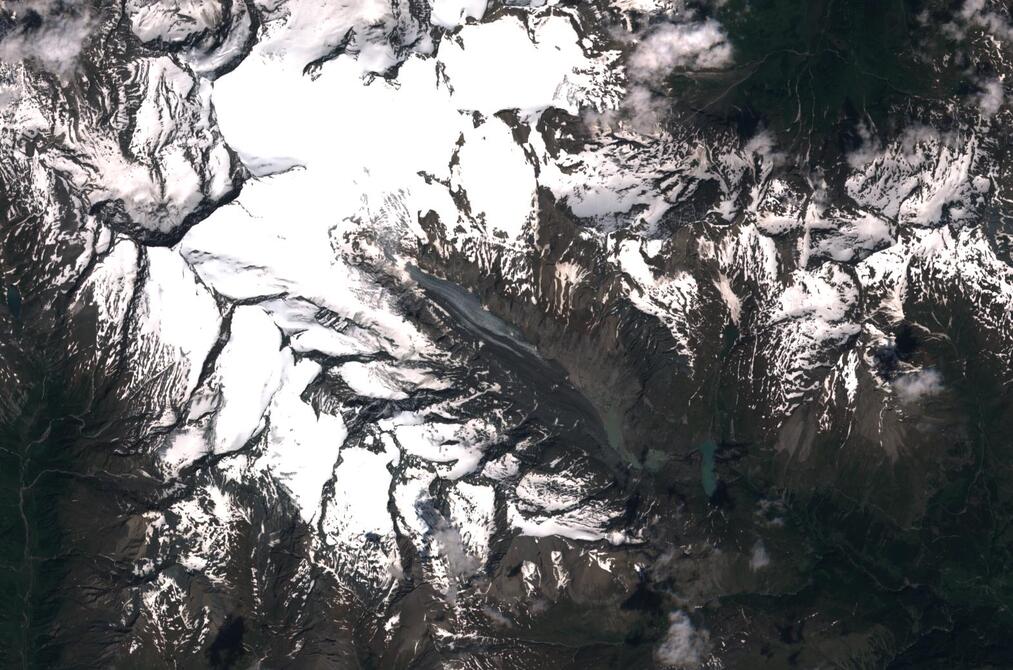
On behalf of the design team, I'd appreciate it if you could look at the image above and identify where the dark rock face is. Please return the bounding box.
[2,0,1013,667]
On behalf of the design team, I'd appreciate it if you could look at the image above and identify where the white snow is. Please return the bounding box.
[613,238,700,365]
[133,248,222,404]
[440,15,597,115]
[128,0,223,44]
[507,498,632,545]
[262,357,346,520]
[846,127,981,227]
[447,482,496,561]
[453,117,537,240]
[481,453,522,480]
[713,273,741,324]
[516,471,587,513]
[392,416,493,479]
[339,361,410,400]
[324,446,396,546]
[430,0,487,29]
[210,306,286,455]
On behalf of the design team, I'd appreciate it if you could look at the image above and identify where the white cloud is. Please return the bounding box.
[585,16,734,136]
[0,1,95,77]
[655,611,710,669]
[628,19,733,83]
[586,83,671,135]
[894,369,944,404]
[607,81,672,132]
[749,540,770,571]
[622,83,667,131]
[812,211,893,263]
[0,86,19,110]
[978,78,1005,118]
[960,0,1013,41]
[432,521,481,579]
